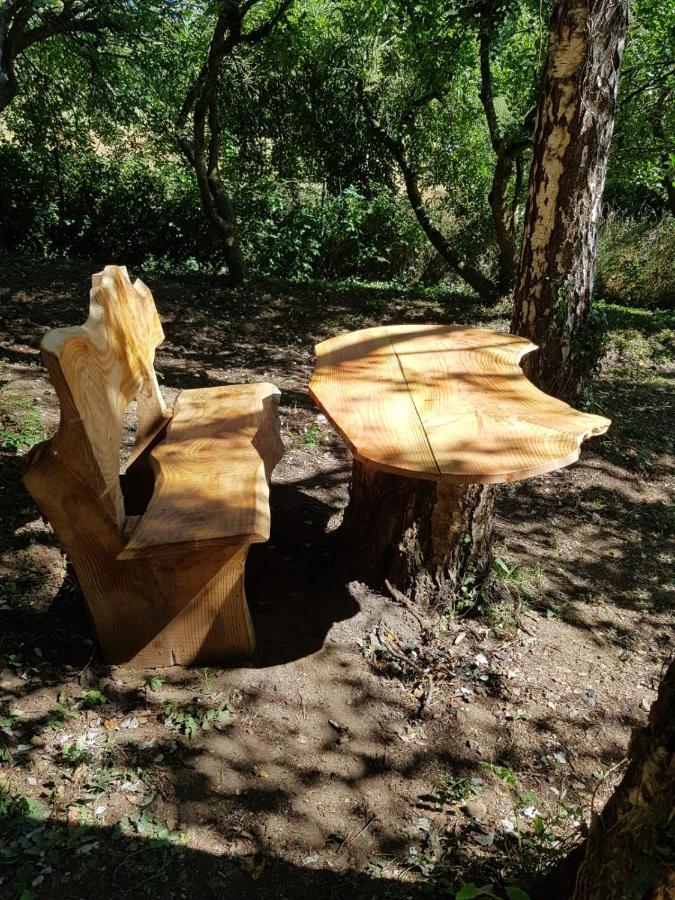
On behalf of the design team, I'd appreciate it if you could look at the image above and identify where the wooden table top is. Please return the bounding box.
[309,324,610,484]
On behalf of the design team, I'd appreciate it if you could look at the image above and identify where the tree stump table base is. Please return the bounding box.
[342,459,495,607]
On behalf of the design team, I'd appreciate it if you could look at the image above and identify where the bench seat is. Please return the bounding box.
[120,383,282,559]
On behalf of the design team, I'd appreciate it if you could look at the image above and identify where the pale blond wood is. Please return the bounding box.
[120,383,283,559]
[308,326,437,476]
[310,324,610,484]
[25,444,256,666]
[24,266,283,666]
[41,265,169,527]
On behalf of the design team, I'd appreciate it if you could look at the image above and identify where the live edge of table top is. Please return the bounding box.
[309,324,610,486]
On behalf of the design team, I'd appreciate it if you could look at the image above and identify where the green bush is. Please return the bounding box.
[596,213,675,309]
[0,144,425,281]
[0,143,218,267]
[237,179,424,281]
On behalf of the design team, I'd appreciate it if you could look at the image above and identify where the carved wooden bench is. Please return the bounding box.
[24,266,283,667]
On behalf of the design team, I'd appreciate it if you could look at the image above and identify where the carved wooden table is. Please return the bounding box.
[309,324,610,605]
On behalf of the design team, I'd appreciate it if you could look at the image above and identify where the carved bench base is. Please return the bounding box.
[25,444,256,668]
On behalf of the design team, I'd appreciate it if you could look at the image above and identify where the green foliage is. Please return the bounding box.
[161,699,234,739]
[61,740,94,767]
[606,0,675,213]
[45,689,109,730]
[0,145,216,268]
[0,387,45,452]
[0,778,181,896]
[0,0,669,297]
[430,772,483,808]
[0,709,15,762]
[455,886,530,900]
[78,690,109,710]
[480,762,518,790]
[597,214,675,309]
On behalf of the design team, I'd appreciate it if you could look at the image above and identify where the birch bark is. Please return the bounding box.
[512,0,630,401]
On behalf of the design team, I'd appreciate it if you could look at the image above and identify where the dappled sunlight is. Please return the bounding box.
[0,262,672,897]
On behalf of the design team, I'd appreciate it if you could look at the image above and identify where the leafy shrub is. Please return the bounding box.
[0,143,220,268]
[596,213,675,309]
[238,179,424,280]
[0,143,427,280]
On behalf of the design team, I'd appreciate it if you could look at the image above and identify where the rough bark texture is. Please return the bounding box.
[512,0,630,402]
[341,459,495,608]
[537,657,675,900]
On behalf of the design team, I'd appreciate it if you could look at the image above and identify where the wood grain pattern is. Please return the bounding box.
[41,265,169,527]
[24,266,283,666]
[308,326,437,477]
[310,324,610,484]
[120,383,283,559]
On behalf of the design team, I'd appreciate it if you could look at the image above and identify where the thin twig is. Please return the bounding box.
[375,627,424,676]
[73,648,96,684]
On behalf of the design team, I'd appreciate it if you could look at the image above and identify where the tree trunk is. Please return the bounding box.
[511,0,630,402]
[0,76,15,112]
[395,148,499,300]
[537,657,675,899]
[175,1,291,288]
[479,24,527,296]
[0,0,24,114]
[341,459,495,608]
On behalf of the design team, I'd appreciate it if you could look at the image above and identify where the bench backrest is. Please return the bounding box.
[41,266,169,530]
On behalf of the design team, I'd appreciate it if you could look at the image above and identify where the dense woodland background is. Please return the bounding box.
[0,0,673,307]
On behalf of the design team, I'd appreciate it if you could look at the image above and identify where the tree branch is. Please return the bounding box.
[241,0,293,45]
[359,79,498,300]
[478,24,501,152]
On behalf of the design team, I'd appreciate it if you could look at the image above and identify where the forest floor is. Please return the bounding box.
[0,257,673,900]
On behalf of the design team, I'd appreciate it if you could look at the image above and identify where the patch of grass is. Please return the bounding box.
[602,326,675,378]
[493,558,545,590]
[0,387,45,451]
[596,213,675,309]
[486,600,519,633]
[302,421,320,447]
[479,762,585,880]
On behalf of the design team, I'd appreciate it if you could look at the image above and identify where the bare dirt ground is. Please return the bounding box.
[0,258,673,899]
